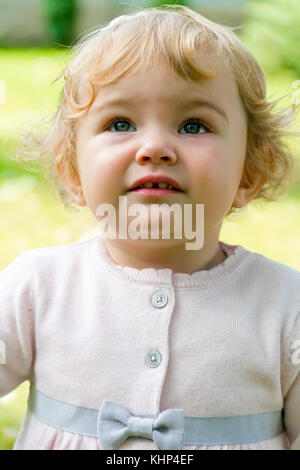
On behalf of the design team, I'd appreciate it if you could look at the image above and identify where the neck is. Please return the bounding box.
[103,238,227,274]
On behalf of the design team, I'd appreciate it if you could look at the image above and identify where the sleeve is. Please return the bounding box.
[282,313,300,450]
[0,252,35,398]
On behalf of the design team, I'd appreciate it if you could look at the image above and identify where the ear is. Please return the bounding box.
[232,171,266,209]
[55,159,87,207]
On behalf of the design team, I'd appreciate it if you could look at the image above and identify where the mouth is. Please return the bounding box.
[128,182,183,197]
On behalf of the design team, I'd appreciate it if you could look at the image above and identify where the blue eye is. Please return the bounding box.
[179,119,210,135]
[104,117,211,134]
[107,120,133,132]
[104,118,133,133]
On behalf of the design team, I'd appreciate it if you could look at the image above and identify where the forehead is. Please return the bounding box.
[92,64,239,107]
[83,58,245,119]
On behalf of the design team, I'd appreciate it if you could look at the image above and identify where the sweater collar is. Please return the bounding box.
[93,235,250,288]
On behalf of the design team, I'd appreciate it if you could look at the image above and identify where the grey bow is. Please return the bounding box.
[98,400,185,450]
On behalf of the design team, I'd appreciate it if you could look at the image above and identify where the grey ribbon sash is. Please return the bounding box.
[28,387,285,450]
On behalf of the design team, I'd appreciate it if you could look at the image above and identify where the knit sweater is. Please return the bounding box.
[0,235,299,450]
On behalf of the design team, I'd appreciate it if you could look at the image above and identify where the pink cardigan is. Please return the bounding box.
[0,235,299,450]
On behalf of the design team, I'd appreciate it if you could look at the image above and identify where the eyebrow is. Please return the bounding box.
[90,97,228,122]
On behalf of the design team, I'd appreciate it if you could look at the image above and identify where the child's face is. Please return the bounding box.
[67,58,260,241]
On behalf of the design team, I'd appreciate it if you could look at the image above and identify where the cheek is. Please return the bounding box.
[78,148,127,208]
[189,138,244,185]
[188,142,244,211]
[188,145,225,184]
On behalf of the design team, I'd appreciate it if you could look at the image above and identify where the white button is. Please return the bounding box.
[152,291,168,308]
[146,351,162,368]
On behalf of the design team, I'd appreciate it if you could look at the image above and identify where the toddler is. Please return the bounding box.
[1,5,300,450]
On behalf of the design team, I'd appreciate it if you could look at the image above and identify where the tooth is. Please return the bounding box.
[158,183,168,188]
[144,183,154,188]
[167,185,173,189]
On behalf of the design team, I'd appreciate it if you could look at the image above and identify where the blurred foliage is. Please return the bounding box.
[42,0,78,46]
[242,0,300,77]
[0,382,30,450]
[0,47,69,187]
[150,0,190,7]
[0,47,68,140]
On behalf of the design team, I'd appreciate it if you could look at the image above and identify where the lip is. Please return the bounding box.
[128,187,182,197]
[128,174,184,192]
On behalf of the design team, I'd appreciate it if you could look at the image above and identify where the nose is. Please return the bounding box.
[136,145,177,165]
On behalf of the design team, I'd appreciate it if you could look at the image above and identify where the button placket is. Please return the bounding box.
[146,291,169,369]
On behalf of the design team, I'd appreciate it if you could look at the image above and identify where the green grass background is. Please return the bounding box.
[0,47,299,450]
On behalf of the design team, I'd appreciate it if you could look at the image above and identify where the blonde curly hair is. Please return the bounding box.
[16,4,300,218]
